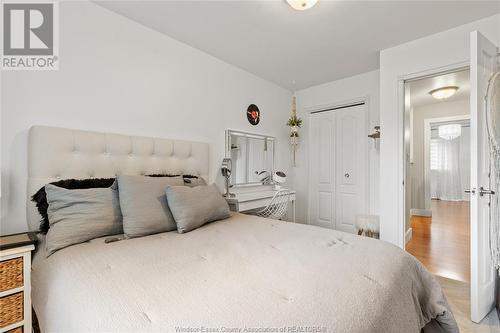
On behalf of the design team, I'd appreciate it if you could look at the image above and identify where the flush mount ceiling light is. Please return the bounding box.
[429,86,459,100]
[438,124,462,140]
[286,0,319,11]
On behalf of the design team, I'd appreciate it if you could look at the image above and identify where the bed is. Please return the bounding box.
[27,126,458,333]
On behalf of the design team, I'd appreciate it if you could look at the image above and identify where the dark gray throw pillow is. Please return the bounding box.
[183,176,207,187]
[117,175,184,238]
[147,174,207,187]
[165,184,230,234]
[45,183,123,256]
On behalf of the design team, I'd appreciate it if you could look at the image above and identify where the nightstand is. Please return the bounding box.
[0,233,37,333]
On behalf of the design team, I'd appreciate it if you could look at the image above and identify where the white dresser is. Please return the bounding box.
[225,185,296,222]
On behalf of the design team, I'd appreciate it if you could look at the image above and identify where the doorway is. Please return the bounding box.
[399,32,499,326]
[403,69,479,328]
[404,69,471,282]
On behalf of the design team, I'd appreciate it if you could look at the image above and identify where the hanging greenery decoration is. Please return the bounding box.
[287,95,301,166]
[286,115,303,128]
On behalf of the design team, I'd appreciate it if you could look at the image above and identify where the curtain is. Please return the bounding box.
[430,126,470,201]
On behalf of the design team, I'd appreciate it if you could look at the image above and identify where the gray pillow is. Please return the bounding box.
[45,183,123,256]
[117,175,184,238]
[165,184,230,233]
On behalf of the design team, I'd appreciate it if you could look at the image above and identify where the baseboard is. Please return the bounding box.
[410,209,432,217]
[405,228,413,244]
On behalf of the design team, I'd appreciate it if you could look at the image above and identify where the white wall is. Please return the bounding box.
[294,70,380,224]
[410,99,470,211]
[379,14,500,247]
[0,1,292,234]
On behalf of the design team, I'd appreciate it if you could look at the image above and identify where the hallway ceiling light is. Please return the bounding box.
[438,124,462,140]
[286,0,319,11]
[429,86,459,99]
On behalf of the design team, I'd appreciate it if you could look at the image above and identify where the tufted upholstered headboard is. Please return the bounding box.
[27,126,209,231]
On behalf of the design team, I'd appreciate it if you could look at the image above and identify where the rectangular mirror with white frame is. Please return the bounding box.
[225,130,275,186]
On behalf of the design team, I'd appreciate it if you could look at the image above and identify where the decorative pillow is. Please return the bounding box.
[45,183,123,256]
[117,175,184,238]
[147,174,206,187]
[183,176,207,187]
[31,178,116,234]
[165,184,230,234]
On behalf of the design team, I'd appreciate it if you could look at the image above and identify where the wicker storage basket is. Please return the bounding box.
[0,258,23,292]
[0,292,23,328]
[6,326,23,333]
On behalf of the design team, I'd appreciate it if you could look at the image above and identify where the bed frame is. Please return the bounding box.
[27,126,209,231]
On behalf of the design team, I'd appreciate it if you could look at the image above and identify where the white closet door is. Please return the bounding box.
[335,105,367,233]
[309,111,335,228]
[309,104,367,232]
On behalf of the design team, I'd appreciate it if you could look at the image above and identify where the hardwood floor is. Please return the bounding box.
[437,276,500,333]
[406,200,470,282]
[406,201,500,331]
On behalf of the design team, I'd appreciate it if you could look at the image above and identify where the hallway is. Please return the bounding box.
[406,199,470,282]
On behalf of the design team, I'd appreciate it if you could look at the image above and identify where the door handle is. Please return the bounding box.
[465,188,475,194]
[479,186,495,196]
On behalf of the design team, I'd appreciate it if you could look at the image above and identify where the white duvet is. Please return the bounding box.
[32,213,458,333]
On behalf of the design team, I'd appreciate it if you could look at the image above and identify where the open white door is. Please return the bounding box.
[470,30,499,323]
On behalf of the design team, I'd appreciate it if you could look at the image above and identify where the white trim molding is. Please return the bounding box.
[405,227,413,244]
[396,61,470,249]
[410,208,432,217]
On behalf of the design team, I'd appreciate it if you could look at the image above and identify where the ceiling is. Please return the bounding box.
[95,1,500,90]
[409,70,470,108]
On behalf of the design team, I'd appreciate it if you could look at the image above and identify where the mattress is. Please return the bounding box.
[32,213,458,333]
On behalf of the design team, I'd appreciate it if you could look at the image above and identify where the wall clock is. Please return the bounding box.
[247,104,260,125]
